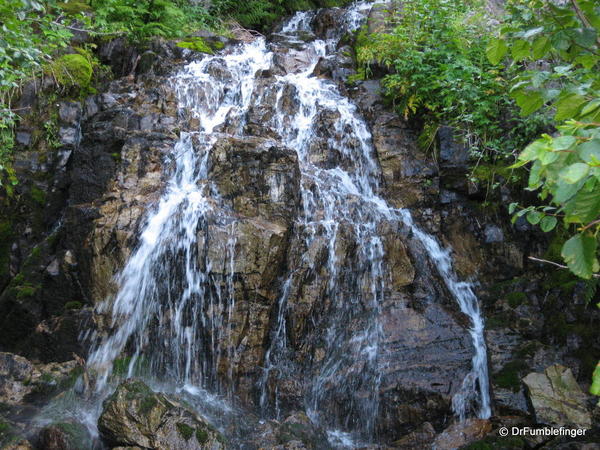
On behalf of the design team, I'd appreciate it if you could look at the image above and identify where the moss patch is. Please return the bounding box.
[64,301,82,310]
[505,292,527,308]
[138,395,158,415]
[30,185,46,206]
[196,427,208,444]
[176,422,194,441]
[48,54,93,90]
[15,283,38,300]
[176,37,213,54]
[493,360,529,392]
[55,422,89,448]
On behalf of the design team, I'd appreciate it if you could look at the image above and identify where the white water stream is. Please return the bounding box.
[81,1,491,446]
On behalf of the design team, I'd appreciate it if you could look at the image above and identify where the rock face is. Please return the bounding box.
[523,365,592,429]
[98,379,225,449]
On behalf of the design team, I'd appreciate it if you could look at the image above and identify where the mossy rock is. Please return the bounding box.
[505,292,527,308]
[176,37,214,54]
[49,54,93,89]
[99,379,225,449]
[29,185,47,206]
[64,301,82,310]
[177,422,194,441]
[493,359,529,392]
[39,421,92,450]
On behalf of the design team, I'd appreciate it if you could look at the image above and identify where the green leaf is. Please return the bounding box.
[551,135,577,151]
[523,26,544,39]
[561,233,599,279]
[540,215,558,232]
[564,190,600,224]
[554,94,587,121]
[574,53,599,69]
[528,160,543,187]
[581,99,600,117]
[554,178,583,203]
[559,163,590,184]
[532,35,551,59]
[519,139,547,161]
[526,210,543,224]
[486,38,508,65]
[540,149,560,165]
[511,39,530,61]
[514,90,544,116]
[509,202,518,214]
[591,362,600,396]
[579,140,600,163]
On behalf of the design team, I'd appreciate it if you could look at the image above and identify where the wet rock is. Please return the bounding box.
[274,412,327,448]
[391,422,436,449]
[58,102,82,125]
[310,8,345,40]
[432,418,492,450]
[58,127,79,146]
[15,131,32,147]
[377,303,475,437]
[98,379,225,449]
[371,112,437,208]
[207,136,301,225]
[37,422,92,450]
[438,126,469,169]
[485,225,505,244]
[312,47,355,81]
[0,352,80,406]
[523,364,592,428]
[29,309,92,363]
[272,46,319,74]
[0,353,33,404]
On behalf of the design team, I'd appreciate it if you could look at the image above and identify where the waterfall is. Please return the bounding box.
[85,1,491,446]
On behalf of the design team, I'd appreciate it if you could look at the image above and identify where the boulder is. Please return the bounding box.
[432,418,492,450]
[523,364,592,429]
[98,379,225,449]
[37,422,92,450]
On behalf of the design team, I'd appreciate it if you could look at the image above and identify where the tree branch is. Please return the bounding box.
[528,255,600,278]
[570,0,600,47]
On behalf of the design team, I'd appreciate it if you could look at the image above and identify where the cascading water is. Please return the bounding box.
[82,1,491,446]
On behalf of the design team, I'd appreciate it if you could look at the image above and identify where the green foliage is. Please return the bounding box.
[490,0,600,280]
[354,0,548,166]
[92,0,216,42]
[0,0,76,188]
[210,0,351,31]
